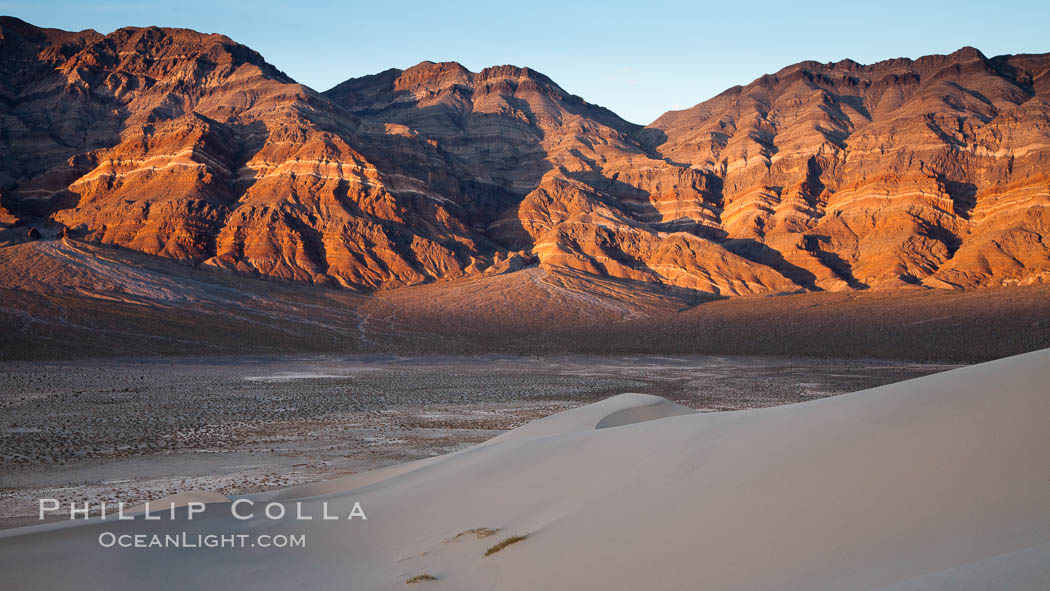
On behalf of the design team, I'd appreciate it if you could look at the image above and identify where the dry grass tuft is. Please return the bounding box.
[483,533,528,557]
[447,527,499,543]
[406,574,437,584]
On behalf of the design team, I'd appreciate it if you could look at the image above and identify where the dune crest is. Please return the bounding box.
[487,392,696,445]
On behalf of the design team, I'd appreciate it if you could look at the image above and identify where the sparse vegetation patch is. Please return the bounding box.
[484,533,528,557]
[448,527,499,543]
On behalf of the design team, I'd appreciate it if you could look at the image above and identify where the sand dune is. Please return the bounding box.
[1,350,1048,590]
[256,394,694,503]
[126,491,230,515]
[485,392,697,444]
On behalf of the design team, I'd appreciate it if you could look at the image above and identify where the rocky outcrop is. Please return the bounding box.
[0,18,490,289]
[329,61,799,295]
[641,48,1050,289]
[2,16,1048,295]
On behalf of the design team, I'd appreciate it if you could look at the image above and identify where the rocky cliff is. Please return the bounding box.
[2,17,1047,295]
[641,48,1050,290]
[0,18,489,288]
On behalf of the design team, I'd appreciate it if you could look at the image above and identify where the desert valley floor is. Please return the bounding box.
[0,353,951,530]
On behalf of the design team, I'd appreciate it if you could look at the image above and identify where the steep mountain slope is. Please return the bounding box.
[327,61,800,295]
[0,17,493,289]
[2,16,1048,295]
[641,47,1050,289]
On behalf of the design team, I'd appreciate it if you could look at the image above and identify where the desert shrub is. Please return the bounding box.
[483,533,528,557]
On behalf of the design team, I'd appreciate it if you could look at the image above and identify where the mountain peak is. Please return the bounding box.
[388,61,563,94]
[403,59,470,75]
[950,46,986,60]
[395,60,472,90]
[325,60,633,136]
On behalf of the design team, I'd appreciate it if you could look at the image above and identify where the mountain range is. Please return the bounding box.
[1,16,1048,296]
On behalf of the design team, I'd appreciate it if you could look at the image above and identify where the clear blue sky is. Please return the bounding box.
[3,0,1047,124]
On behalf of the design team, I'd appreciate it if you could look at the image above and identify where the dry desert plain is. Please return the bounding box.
[0,353,950,530]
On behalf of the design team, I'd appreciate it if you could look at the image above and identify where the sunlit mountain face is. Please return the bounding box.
[2,17,1048,299]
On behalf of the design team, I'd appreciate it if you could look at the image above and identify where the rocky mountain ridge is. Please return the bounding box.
[2,16,1047,295]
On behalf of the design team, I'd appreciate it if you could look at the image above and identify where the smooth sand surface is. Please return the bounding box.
[1,350,1047,590]
[485,392,697,444]
[126,491,230,514]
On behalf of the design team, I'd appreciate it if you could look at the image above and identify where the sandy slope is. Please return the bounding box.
[1,350,1048,590]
